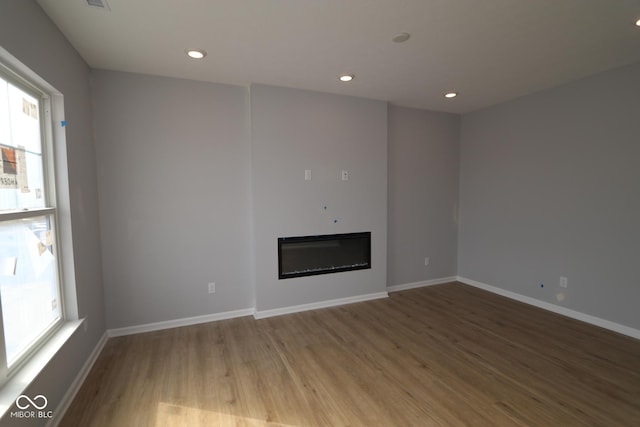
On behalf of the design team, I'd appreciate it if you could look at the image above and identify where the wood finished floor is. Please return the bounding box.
[60,283,640,426]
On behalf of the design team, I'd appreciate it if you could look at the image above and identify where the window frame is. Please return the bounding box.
[0,62,66,387]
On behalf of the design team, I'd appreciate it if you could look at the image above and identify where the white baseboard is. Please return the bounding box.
[48,331,109,427]
[107,308,255,337]
[387,276,457,293]
[254,291,389,319]
[457,276,640,340]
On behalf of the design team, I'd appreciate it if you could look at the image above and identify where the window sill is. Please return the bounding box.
[0,319,83,419]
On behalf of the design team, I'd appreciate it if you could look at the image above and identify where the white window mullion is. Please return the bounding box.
[0,207,56,222]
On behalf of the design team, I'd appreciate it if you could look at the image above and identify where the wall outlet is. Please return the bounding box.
[208,282,216,293]
[559,276,568,288]
[341,170,349,181]
[424,257,430,266]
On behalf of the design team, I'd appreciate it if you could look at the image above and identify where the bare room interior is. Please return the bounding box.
[0,1,639,426]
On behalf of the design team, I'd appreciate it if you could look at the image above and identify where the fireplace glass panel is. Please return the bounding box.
[278,232,371,279]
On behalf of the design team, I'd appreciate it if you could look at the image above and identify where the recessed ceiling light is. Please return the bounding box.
[444,92,458,99]
[339,74,354,82]
[635,18,640,27]
[392,32,411,43]
[186,49,207,59]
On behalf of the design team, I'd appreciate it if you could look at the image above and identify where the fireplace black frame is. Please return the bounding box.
[278,232,371,279]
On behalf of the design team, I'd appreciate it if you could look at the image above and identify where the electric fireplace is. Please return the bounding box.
[278,232,371,279]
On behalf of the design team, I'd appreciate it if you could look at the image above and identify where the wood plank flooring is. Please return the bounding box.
[60,283,640,426]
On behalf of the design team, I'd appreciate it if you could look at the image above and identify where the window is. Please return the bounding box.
[0,67,63,383]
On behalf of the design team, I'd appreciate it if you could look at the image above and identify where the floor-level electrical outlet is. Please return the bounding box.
[424,257,430,266]
[560,276,568,288]
[208,282,216,294]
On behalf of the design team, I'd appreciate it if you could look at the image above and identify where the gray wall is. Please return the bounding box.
[93,78,391,323]
[91,71,253,329]
[387,106,459,286]
[251,85,388,312]
[458,61,640,329]
[0,0,105,424]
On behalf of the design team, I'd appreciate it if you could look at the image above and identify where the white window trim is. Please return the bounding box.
[0,319,82,417]
[0,54,66,381]
[0,46,81,418]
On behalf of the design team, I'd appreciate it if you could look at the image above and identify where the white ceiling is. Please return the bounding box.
[37,0,640,114]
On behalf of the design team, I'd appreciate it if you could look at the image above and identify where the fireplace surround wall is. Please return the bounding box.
[251,84,387,312]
